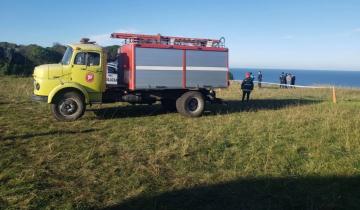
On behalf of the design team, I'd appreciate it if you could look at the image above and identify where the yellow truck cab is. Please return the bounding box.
[32,38,106,121]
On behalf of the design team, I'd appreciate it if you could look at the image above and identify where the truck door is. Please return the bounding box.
[72,51,103,100]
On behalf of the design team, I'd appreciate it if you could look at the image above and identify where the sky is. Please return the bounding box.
[0,0,359,70]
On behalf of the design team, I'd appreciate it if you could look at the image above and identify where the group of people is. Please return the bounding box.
[279,72,296,88]
[240,70,297,102]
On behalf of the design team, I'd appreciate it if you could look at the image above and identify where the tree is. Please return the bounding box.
[0,42,65,76]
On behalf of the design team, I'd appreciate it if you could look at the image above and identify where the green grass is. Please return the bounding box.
[1,76,360,209]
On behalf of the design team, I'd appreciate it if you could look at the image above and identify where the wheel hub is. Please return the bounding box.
[188,98,199,112]
[59,99,78,115]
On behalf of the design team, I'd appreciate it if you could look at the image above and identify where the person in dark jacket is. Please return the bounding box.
[241,72,254,102]
[291,74,296,88]
[257,71,263,88]
[279,72,285,88]
[250,72,255,81]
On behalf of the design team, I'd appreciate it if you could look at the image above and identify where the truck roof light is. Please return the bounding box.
[80,38,96,44]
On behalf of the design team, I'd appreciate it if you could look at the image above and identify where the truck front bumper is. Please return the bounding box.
[32,94,48,102]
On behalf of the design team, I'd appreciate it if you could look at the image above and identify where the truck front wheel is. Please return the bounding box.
[176,91,205,117]
[50,92,85,121]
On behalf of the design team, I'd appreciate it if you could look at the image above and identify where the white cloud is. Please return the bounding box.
[88,28,139,46]
[355,28,360,32]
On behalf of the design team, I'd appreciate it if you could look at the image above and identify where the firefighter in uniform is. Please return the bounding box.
[241,72,254,102]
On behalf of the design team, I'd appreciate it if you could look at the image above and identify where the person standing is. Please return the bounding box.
[280,72,285,88]
[291,74,296,88]
[284,73,288,88]
[250,72,255,81]
[286,73,292,88]
[241,72,254,102]
[257,71,263,88]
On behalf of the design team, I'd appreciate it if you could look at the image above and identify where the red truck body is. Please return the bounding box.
[113,33,229,91]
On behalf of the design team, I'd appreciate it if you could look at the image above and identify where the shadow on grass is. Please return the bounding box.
[209,99,321,114]
[92,104,168,119]
[104,176,360,210]
[92,99,321,119]
[2,128,97,140]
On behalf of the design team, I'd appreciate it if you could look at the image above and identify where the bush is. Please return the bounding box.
[228,71,234,80]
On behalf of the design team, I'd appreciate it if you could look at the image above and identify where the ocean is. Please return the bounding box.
[231,69,360,88]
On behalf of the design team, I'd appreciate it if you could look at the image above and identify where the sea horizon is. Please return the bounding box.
[230,68,360,88]
[231,67,360,72]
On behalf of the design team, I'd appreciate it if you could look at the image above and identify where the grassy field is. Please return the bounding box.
[1,76,360,210]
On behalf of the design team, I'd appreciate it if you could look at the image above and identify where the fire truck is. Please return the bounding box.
[32,33,229,121]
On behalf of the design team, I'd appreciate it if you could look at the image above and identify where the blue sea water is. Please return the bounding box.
[231,69,360,88]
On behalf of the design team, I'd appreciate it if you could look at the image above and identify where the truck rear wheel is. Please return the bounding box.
[176,91,205,117]
[50,92,85,121]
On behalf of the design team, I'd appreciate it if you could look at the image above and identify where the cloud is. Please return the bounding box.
[88,28,139,46]
[355,28,360,32]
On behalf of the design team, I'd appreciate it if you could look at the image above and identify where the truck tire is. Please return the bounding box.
[161,99,177,112]
[176,91,205,117]
[50,91,85,121]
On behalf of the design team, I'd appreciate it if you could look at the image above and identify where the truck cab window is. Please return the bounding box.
[61,47,73,65]
[87,52,100,66]
[74,52,86,65]
[108,66,117,74]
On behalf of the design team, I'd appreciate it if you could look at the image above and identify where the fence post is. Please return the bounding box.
[332,86,337,104]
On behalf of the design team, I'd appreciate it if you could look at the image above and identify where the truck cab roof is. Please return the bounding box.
[68,43,103,52]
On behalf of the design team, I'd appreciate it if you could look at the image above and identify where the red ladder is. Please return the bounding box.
[111,33,225,48]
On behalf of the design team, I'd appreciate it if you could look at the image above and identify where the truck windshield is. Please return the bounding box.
[61,47,73,65]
